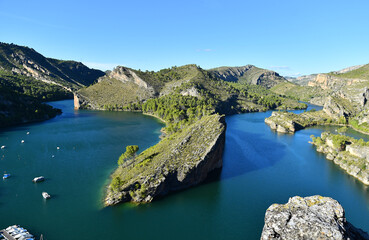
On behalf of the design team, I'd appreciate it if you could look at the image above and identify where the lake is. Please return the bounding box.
[0,100,368,239]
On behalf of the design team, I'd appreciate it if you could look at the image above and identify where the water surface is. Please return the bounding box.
[0,101,368,239]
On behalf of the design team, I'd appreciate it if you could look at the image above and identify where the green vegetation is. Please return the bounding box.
[0,84,61,127]
[0,70,72,101]
[79,64,306,129]
[270,82,329,102]
[117,145,139,165]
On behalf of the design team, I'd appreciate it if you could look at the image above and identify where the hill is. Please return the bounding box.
[76,64,305,117]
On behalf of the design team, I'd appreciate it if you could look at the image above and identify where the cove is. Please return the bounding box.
[0,100,368,239]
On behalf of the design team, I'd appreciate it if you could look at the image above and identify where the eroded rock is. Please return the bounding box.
[261,195,369,240]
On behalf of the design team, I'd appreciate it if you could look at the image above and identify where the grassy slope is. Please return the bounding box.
[329,64,369,80]
[270,82,329,102]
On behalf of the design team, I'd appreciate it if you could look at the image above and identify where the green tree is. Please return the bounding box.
[117,145,139,165]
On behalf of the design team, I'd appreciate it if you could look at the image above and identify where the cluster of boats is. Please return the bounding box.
[2,174,50,199]
[1,225,35,240]
[1,132,51,200]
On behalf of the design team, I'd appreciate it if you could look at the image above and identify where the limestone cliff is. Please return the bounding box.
[105,114,226,205]
[261,195,369,240]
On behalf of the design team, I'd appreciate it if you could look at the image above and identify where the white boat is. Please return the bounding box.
[32,176,45,183]
[3,173,11,179]
[42,192,50,199]
[27,132,30,135]
[21,140,25,143]
[1,145,5,149]
[56,146,60,150]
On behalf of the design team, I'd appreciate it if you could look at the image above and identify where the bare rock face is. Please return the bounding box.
[323,96,352,118]
[261,196,369,240]
[109,66,151,89]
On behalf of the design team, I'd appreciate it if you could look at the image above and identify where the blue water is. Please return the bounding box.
[0,100,368,239]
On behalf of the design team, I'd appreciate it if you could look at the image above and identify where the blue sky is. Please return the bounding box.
[1,0,369,76]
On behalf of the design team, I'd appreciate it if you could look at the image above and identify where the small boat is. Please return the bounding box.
[3,173,11,179]
[1,145,5,149]
[42,192,51,199]
[56,146,60,150]
[21,140,25,143]
[27,132,30,135]
[32,176,45,183]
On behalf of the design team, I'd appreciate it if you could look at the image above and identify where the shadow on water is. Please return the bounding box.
[220,129,286,180]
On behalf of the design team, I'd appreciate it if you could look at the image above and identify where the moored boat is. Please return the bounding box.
[1,145,5,149]
[32,176,45,183]
[3,173,11,179]
[42,192,51,199]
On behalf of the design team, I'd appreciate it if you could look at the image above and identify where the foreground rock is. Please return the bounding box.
[105,114,226,205]
[311,132,369,185]
[261,195,369,240]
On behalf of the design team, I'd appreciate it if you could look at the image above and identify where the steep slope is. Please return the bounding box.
[0,84,61,127]
[208,65,287,88]
[0,42,105,90]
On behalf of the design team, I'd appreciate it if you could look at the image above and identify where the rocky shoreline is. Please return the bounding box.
[311,132,369,185]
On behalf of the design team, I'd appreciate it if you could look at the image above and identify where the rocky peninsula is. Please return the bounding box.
[105,114,226,205]
[261,195,369,240]
[311,132,369,185]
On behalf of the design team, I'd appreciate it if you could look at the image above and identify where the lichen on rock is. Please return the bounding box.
[261,195,369,240]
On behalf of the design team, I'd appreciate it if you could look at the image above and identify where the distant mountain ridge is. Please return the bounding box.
[208,65,287,89]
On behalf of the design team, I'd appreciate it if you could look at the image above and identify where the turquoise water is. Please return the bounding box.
[0,100,368,239]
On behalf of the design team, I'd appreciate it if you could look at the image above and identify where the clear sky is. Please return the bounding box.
[1,0,369,76]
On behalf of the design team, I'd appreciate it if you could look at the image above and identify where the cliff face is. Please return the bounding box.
[105,114,226,205]
[261,195,369,240]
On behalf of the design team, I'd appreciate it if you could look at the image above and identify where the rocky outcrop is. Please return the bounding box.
[261,195,369,240]
[312,132,369,185]
[264,112,303,133]
[105,114,226,205]
[109,66,153,90]
[323,95,355,118]
[180,86,200,97]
